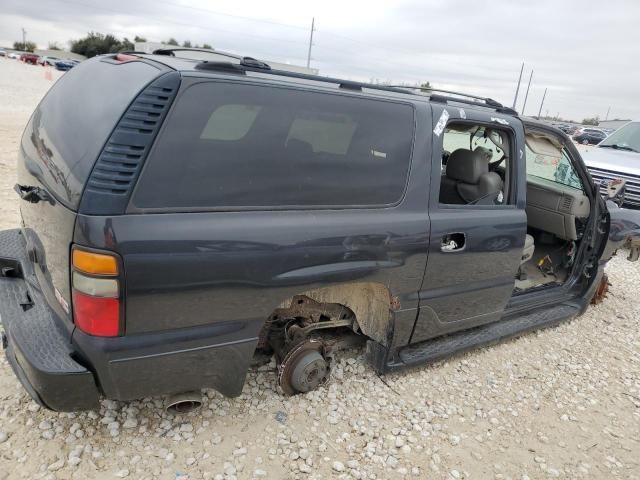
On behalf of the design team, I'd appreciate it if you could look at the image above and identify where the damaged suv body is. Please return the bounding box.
[1,51,639,411]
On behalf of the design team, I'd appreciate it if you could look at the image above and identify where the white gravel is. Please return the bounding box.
[0,57,639,479]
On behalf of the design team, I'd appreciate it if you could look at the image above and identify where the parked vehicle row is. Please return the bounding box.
[573,127,608,145]
[551,123,613,146]
[2,50,81,70]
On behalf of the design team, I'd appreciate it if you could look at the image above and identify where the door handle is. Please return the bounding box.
[441,233,466,252]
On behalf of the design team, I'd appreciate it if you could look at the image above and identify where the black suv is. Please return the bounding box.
[1,51,639,411]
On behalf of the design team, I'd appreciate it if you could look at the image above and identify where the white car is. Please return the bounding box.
[582,121,640,207]
[7,52,21,59]
[37,56,61,67]
[0,50,6,57]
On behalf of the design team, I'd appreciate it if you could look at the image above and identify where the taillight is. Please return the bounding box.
[71,247,121,337]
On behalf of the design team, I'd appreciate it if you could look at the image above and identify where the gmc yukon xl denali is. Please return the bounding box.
[2,50,639,411]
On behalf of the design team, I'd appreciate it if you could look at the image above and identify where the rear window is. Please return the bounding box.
[133,82,414,210]
[20,58,160,208]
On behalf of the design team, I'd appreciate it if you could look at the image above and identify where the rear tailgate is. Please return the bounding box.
[15,56,164,326]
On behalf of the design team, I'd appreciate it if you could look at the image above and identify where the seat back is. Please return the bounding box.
[439,149,503,205]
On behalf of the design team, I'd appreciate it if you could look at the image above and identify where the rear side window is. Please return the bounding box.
[20,58,160,208]
[133,82,414,209]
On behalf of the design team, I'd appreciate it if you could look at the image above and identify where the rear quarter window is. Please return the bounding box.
[20,58,161,208]
[132,82,415,210]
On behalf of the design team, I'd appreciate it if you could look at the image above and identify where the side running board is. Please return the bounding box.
[391,304,579,370]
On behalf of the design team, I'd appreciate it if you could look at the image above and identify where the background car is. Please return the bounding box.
[0,50,6,57]
[54,59,76,71]
[582,120,640,208]
[573,127,607,145]
[37,56,60,67]
[19,52,40,65]
[7,52,21,59]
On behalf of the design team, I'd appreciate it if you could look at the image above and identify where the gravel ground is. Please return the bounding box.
[0,58,639,480]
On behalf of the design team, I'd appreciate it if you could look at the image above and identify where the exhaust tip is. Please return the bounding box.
[165,391,203,414]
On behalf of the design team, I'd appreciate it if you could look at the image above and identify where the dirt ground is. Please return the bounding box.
[0,58,638,480]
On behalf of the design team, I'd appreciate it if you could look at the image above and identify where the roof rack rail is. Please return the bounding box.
[387,85,518,115]
[152,47,241,61]
[192,61,415,95]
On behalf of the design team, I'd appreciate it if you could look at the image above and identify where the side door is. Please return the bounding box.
[411,104,527,343]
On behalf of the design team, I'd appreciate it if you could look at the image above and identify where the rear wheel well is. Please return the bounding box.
[258,282,395,350]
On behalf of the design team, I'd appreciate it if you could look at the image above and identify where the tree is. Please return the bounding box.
[120,37,134,52]
[420,81,432,91]
[134,35,147,43]
[13,41,36,52]
[48,42,62,50]
[182,40,192,48]
[582,116,599,126]
[70,32,135,58]
[202,43,213,50]
[166,38,179,46]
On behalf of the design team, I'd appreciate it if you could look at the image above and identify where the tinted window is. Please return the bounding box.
[133,82,414,209]
[20,58,160,208]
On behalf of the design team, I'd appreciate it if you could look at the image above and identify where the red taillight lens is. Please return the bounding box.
[72,292,120,337]
[71,247,122,337]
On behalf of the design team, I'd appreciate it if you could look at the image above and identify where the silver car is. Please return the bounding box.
[582,121,640,207]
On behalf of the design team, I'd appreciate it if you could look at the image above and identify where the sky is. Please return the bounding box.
[1,0,638,122]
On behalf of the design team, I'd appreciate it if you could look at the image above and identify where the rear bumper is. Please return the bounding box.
[3,228,262,411]
[0,229,100,411]
[1,229,258,410]
[72,321,258,401]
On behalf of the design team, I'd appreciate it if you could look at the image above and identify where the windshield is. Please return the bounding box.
[525,143,583,191]
[599,121,640,152]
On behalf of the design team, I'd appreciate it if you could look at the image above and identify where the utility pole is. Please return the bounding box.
[512,62,524,109]
[521,70,533,115]
[537,88,547,118]
[21,27,26,47]
[605,106,610,120]
[306,17,315,68]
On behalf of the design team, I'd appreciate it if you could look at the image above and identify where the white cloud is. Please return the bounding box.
[1,0,638,120]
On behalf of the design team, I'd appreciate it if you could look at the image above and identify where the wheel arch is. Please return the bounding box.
[271,281,396,345]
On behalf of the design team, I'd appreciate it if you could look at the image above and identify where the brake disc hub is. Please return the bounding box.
[277,339,330,396]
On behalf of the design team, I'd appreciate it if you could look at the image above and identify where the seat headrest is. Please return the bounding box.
[446,149,488,184]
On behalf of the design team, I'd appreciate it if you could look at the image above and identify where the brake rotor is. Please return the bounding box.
[277,339,330,396]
